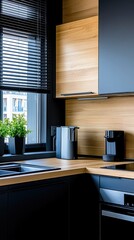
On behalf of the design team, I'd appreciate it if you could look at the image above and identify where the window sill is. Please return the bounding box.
[0,151,56,163]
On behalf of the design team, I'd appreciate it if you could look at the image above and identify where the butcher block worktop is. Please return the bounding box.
[0,157,133,186]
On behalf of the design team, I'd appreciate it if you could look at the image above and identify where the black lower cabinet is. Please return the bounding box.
[0,174,99,240]
[68,174,99,240]
[0,187,8,240]
[7,179,69,240]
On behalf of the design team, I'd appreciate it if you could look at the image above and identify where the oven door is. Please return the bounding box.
[100,203,134,239]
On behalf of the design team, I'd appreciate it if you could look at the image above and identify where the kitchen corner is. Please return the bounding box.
[0,156,133,240]
[0,157,133,187]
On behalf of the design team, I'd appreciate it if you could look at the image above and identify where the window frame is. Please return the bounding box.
[0,0,65,161]
[0,90,47,153]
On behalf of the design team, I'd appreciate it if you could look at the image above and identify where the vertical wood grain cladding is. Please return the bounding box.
[63,0,98,23]
[56,16,98,97]
[65,96,134,159]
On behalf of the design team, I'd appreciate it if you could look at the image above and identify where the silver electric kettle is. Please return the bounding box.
[56,126,79,160]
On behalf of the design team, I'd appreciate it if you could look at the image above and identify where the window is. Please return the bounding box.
[0,0,52,151]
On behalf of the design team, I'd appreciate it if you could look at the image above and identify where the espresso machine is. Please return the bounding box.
[56,126,79,160]
[103,130,124,161]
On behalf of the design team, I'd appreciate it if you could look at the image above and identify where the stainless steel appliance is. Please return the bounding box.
[100,188,134,239]
[103,130,124,162]
[56,126,79,159]
[0,162,61,177]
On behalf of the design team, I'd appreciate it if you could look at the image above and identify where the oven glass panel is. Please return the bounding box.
[101,204,134,239]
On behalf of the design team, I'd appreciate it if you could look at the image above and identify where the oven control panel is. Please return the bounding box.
[124,194,134,207]
[100,188,134,206]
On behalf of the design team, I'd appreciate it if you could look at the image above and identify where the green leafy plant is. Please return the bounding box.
[0,118,10,137]
[9,114,31,138]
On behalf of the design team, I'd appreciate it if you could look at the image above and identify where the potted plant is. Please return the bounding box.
[0,118,10,156]
[8,114,31,155]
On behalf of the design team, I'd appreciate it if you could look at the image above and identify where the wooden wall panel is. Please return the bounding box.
[65,96,134,159]
[63,0,98,23]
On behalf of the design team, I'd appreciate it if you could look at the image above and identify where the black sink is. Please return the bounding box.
[0,162,61,177]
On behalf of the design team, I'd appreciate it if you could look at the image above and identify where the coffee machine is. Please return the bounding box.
[103,130,124,162]
[56,126,79,160]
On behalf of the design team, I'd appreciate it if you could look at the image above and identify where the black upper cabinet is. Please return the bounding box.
[99,0,134,94]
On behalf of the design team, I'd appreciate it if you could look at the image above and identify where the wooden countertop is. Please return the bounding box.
[0,157,133,186]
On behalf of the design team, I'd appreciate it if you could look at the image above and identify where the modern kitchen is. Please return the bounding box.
[0,0,134,239]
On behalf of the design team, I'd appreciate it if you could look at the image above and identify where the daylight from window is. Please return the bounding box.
[2,34,39,144]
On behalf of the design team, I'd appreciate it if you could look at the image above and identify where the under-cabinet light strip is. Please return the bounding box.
[77,97,108,101]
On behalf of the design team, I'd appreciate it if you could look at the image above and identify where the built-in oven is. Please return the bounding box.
[100,188,134,239]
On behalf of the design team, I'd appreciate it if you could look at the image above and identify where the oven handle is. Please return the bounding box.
[102,210,134,222]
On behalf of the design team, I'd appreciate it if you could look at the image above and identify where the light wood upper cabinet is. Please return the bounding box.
[63,0,98,23]
[56,16,98,98]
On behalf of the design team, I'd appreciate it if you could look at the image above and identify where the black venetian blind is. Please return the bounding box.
[0,0,50,93]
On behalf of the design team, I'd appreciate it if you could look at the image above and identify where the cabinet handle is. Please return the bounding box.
[61,91,94,96]
[102,210,134,222]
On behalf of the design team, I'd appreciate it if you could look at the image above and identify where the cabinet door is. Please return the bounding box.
[99,0,134,94]
[7,180,69,240]
[69,174,99,240]
[56,16,98,98]
[0,187,7,240]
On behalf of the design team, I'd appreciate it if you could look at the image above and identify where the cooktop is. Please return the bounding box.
[102,162,134,171]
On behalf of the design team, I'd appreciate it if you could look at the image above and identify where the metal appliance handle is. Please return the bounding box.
[102,210,134,222]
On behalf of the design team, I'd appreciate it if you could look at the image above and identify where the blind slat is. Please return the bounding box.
[0,0,50,94]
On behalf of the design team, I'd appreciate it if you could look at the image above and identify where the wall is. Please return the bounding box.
[63,0,134,159]
[66,96,134,159]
